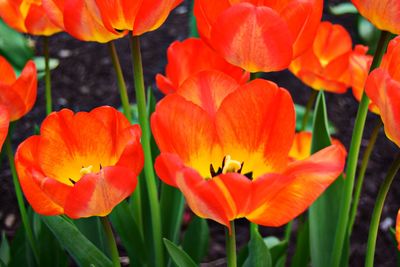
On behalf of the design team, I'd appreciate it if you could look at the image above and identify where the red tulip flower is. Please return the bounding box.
[194,0,322,72]
[15,106,144,218]
[352,0,400,34]
[289,131,346,161]
[365,36,400,147]
[156,38,249,94]
[396,209,400,250]
[42,0,182,42]
[151,70,346,228]
[0,56,37,148]
[0,0,61,36]
[289,22,356,93]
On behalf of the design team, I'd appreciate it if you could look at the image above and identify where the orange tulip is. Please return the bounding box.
[0,56,37,149]
[352,0,400,34]
[0,0,61,36]
[156,38,249,94]
[42,0,182,42]
[194,0,322,73]
[365,36,400,147]
[396,209,400,250]
[289,22,358,93]
[15,106,144,218]
[151,70,346,228]
[289,131,346,161]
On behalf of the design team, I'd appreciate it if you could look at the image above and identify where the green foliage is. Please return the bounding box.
[243,231,272,267]
[0,233,10,266]
[295,104,336,133]
[182,216,209,264]
[163,239,197,267]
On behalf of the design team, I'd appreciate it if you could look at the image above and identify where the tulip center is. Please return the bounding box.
[209,155,253,179]
[68,165,98,185]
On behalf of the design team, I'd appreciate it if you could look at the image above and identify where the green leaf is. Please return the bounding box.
[237,244,249,267]
[0,233,10,265]
[244,231,272,267]
[0,19,34,70]
[109,201,148,266]
[42,216,113,267]
[182,216,209,264]
[290,219,310,267]
[74,217,107,255]
[295,104,336,134]
[34,57,59,79]
[308,92,345,267]
[329,3,358,15]
[9,224,36,267]
[263,237,287,266]
[163,239,197,267]
[357,17,381,54]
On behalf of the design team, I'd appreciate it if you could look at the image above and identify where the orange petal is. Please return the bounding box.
[216,79,295,176]
[365,69,400,147]
[0,106,9,149]
[177,70,240,117]
[132,0,182,35]
[210,3,293,72]
[352,0,400,34]
[64,166,138,218]
[0,0,27,33]
[154,152,185,187]
[151,94,221,177]
[156,38,248,94]
[63,0,126,42]
[24,3,62,36]
[42,0,65,29]
[0,60,37,121]
[0,56,17,85]
[396,209,400,250]
[15,136,66,215]
[247,144,346,226]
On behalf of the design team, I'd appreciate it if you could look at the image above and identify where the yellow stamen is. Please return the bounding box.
[222,155,242,174]
[80,165,93,175]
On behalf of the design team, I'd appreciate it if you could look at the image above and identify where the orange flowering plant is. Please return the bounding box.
[1,1,400,267]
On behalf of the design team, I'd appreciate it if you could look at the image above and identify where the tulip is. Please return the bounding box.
[156,38,249,94]
[42,0,182,42]
[0,0,61,36]
[397,209,400,250]
[151,70,346,228]
[194,0,322,73]
[289,131,346,161]
[15,106,144,218]
[365,36,400,147]
[289,22,356,93]
[352,0,400,34]
[0,56,37,148]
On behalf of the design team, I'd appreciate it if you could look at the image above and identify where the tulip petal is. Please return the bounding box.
[247,144,346,226]
[177,70,240,117]
[24,3,62,36]
[0,0,27,32]
[210,3,293,72]
[216,79,295,177]
[0,106,9,149]
[396,209,400,250]
[365,69,400,147]
[64,166,137,218]
[154,152,185,187]
[151,94,222,177]
[15,136,66,215]
[0,56,17,85]
[95,0,142,31]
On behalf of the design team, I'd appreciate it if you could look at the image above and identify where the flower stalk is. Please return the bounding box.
[44,36,52,115]
[100,216,121,267]
[226,221,237,267]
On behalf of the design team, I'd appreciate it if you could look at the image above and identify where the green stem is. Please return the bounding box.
[100,217,121,267]
[107,42,133,122]
[301,89,318,131]
[348,120,382,235]
[225,221,237,267]
[250,222,259,238]
[43,37,52,115]
[129,35,163,267]
[330,30,392,267]
[365,153,400,267]
[4,130,40,264]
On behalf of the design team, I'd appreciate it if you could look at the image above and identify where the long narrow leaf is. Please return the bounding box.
[163,239,197,267]
[244,231,272,267]
[182,216,209,264]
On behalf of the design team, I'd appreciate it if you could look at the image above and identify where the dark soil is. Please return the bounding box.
[1,1,399,266]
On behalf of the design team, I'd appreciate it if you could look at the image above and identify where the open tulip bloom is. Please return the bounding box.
[15,106,144,218]
[152,70,346,228]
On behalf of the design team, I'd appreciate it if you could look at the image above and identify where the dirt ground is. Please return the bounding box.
[1,1,399,266]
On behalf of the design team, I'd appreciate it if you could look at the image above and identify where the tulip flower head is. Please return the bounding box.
[42,0,182,42]
[289,21,356,93]
[194,0,323,73]
[152,70,346,228]
[15,106,144,218]
[0,56,37,148]
[0,0,62,36]
[365,36,400,147]
[156,38,249,94]
[352,0,400,34]
[397,209,400,250]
